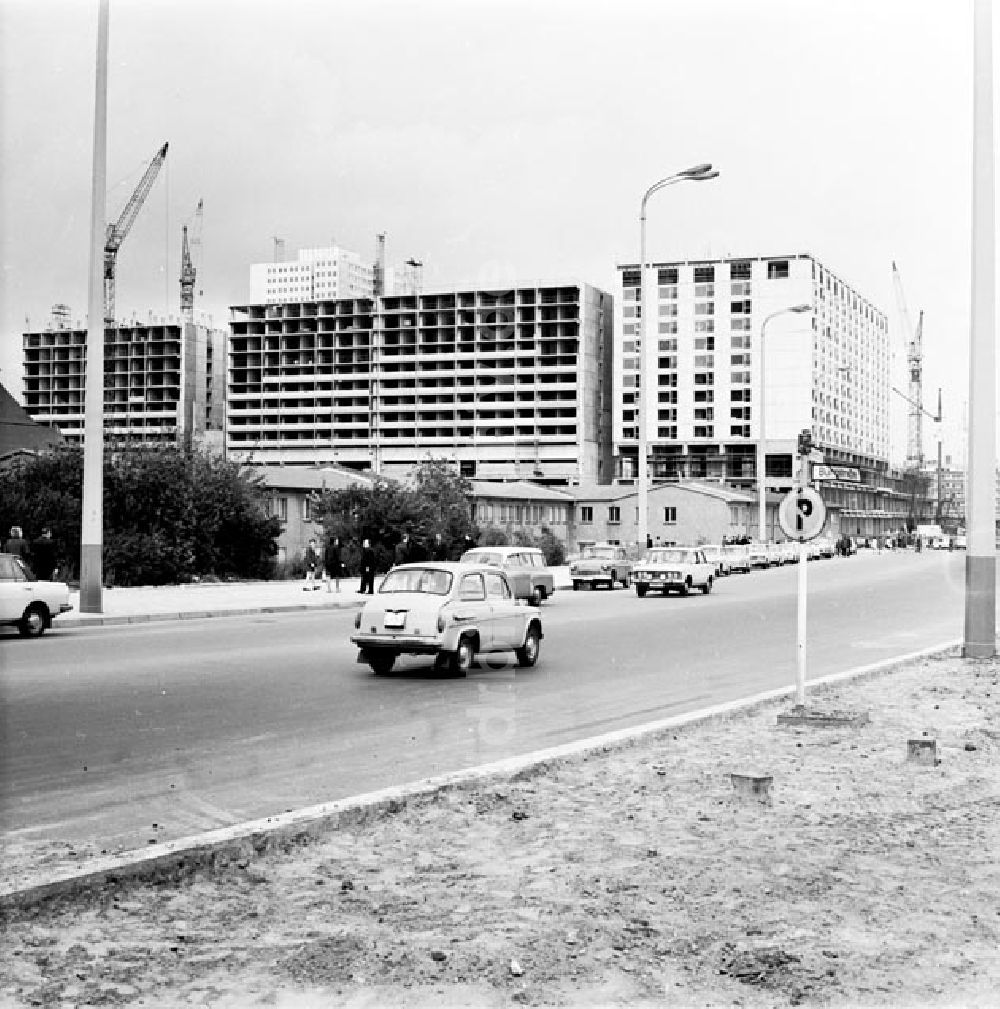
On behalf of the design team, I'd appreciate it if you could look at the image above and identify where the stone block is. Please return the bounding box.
[730,772,773,802]
[907,738,938,765]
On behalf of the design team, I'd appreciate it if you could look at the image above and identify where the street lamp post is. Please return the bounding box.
[637,164,719,553]
[757,304,811,544]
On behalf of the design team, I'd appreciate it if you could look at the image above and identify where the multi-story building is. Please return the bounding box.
[227,281,614,483]
[22,310,225,446]
[249,246,376,304]
[614,253,906,539]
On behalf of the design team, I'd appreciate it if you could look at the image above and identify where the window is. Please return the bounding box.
[459,573,486,601]
[580,506,593,523]
[658,321,678,334]
[730,260,751,280]
[695,320,715,333]
[694,354,714,367]
[694,302,715,315]
[694,425,714,438]
[694,372,715,386]
[658,267,678,285]
[767,260,790,279]
[485,571,510,599]
[622,269,641,287]
[659,303,678,316]
[664,506,677,524]
[274,496,288,522]
[694,284,715,298]
[694,265,715,283]
[731,370,751,384]
[731,424,751,437]
[658,338,677,352]
[694,407,715,421]
[694,389,714,402]
[694,337,715,350]
[608,506,621,524]
[731,300,752,314]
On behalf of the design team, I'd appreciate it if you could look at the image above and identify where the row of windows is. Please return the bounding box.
[580,505,677,525]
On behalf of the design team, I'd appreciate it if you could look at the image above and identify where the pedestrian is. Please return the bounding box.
[360,538,377,594]
[323,535,343,593]
[303,538,320,591]
[30,527,58,580]
[431,532,448,562]
[394,534,411,567]
[3,525,29,561]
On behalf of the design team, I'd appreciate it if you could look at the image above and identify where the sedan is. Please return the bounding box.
[0,552,73,637]
[351,562,543,676]
[632,546,715,597]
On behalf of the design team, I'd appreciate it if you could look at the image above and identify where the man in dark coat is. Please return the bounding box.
[323,535,343,593]
[360,539,377,594]
[31,528,59,580]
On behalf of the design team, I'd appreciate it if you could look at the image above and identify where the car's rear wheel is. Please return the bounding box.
[18,604,48,638]
[368,650,396,676]
[449,635,476,676]
[530,585,544,607]
[702,576,713,595]
[572,580,581,591]
[636,584,648,598]
[515,625,541,667]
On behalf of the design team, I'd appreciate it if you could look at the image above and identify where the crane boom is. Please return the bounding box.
[103,141,169,323]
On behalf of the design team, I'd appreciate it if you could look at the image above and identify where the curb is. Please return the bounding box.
[56,598,366,628]
[0,639,960,912]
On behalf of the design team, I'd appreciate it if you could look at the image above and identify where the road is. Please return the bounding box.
[0,550,969,858]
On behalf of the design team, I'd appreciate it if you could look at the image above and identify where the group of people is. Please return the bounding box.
[301,535,379,595]
[3,525,60,580]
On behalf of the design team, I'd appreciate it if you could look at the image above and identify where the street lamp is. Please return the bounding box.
[757,303,812,543]
[637,164,719,552]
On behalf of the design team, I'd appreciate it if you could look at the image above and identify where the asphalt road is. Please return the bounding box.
[0,550,969,857]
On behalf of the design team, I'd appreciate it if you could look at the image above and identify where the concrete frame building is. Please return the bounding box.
[22,313,225,447]
[227,281,614,483]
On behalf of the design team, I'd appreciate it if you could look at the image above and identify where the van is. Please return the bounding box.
[458,546,555,605]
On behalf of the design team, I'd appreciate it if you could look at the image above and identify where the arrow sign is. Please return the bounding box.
[778,487,827,542]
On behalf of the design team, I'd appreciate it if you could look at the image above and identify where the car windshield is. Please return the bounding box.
[460,550,503,566]
[582,547,617,560]
[647,548,692,564]
[379,567,453,595]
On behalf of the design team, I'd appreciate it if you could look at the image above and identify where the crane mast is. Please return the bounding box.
[179,198,203,323]
[891,261,924,470]
[103,141,169,324]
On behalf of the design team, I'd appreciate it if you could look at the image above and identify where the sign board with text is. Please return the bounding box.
[813,464,861,483]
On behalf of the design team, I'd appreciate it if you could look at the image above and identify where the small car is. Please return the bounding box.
[351,562,543,676]
[569,543,633,590]
[748,543,772,569]
[724,543,752,574]
[459,546,555,605]
[701,544,731,577]
[0,552,73,637]
[632,546,715,597]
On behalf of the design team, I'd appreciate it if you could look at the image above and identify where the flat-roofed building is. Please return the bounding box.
[227,280,614,483]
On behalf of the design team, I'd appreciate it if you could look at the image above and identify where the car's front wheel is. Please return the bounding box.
[449,635,476,676]
[18,604,48,638]
[515,625,541,667]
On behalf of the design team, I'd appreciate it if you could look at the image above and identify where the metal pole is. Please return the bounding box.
[796,453,809,706]
[80,0,109,614]
[637,200,649,554]
[965,0,996,658]
[757,315,769,544]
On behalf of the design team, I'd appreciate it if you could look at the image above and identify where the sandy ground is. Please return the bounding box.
[2,648,1000,1008]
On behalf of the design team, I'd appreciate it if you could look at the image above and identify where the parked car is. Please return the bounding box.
[0,552,73,637]
[748,543,772,569]
[569,543,633,590]
[701,544,731,577]
[459,546,555,605]
[724,543,752,574]
[632,546,715,597]
[351,562,543,676]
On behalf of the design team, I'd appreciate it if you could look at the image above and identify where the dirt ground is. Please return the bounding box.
[2,648,1000,1009]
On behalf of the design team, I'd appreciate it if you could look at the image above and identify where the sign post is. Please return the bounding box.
[778,432,828,706]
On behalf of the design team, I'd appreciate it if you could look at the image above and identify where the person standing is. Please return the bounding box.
[323,535,343,593]
[303,538,320,591]
[31,527,58,580]
[360,538,377,594]
[3,526,29,561]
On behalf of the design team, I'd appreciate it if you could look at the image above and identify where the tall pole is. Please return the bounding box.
[965,0,996,658]
[80,0,109,614]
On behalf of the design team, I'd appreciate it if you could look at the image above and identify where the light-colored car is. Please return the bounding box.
[701,544,731,577]
[0,552,73,637]
[632,546,715,597]
[748,543,772,569]
[459,546,555,605]
[569,543,633,590]
[351,562,543,676]
[724,543,752,574]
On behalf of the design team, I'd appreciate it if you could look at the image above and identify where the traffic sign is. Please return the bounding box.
[778,487,827,542]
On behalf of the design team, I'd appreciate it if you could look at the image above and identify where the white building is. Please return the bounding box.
[249,246,376,304]
[614,253,890,491]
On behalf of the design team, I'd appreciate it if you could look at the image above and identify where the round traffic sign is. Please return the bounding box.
[778,487,827,542]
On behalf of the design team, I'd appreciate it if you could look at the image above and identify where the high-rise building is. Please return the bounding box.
[615,253,890,489]
[249,246,376,303]
[227,281,614,483]
[22,308,225,447]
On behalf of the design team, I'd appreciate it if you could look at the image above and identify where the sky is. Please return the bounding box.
[0,0,983,466]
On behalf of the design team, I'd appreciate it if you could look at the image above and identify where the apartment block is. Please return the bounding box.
[227,281,614,482]
[22,313,225,446]
[249,246,376,304]
[615,254,890,488]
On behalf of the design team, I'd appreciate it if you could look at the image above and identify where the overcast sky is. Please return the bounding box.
[0,0,981,465]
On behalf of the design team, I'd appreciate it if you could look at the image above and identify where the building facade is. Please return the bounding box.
[249,246,376,304]
[22,315,225,446]
[227,281,615,483]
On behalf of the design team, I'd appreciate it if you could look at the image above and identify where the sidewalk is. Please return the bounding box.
[2,645,998,1006]
[58,567,576,628]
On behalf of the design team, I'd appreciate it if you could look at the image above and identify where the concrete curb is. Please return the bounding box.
[56,598,366,628]
[0,639,960,912]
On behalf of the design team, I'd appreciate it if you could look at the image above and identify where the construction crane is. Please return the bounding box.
[179,198,203,323]
[891,261,925,470]
[104,141,169,324]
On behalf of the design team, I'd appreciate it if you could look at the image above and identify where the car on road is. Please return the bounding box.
[569,543,633,590]
[351,562,543,676]
[632,546,716,597]
[724,543,752,574]
[701,544,731,577]
[0,552,73,637]
[748,543,772,569]
[458,545,555,605]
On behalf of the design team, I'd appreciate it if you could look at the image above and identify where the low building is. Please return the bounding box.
[0,380,63,464]
[469,480,575,538]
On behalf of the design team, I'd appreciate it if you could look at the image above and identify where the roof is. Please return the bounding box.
[469,480,575,503]
[253,465,376,492]
[565,480,762,505]
[0,382,64,456]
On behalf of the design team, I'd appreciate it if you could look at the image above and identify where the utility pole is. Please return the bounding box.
[80,0,109,614]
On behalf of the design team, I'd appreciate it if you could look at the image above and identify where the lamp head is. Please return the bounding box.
[789,303,812,313]
[678,163,714,177]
